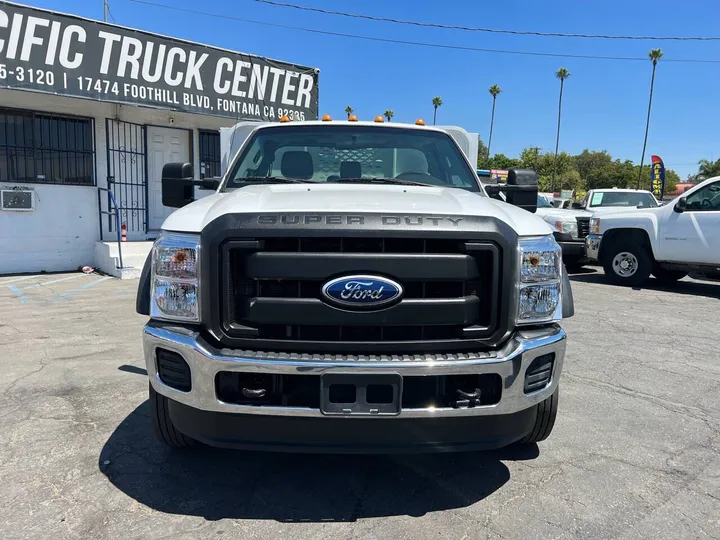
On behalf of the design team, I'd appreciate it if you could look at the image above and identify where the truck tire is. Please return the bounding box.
[149,384,196,448]
[519,388,559,444]
[601,242,653,286]
[652,266,687,285]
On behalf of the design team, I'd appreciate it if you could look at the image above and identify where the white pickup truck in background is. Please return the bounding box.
[571,188,660,214]
[585,177,720,286]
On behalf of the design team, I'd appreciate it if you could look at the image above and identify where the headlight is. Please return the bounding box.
[590,217,601,235]
[554,220,578,238]
[150,233,200,322]
[517,235,562,324]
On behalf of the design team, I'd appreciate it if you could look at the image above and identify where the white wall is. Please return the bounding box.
[0,184,98,273]
[0,89,237,274]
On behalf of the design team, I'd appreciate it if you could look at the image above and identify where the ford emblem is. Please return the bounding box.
[321,275,403,310]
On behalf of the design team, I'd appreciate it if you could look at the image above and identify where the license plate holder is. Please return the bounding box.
[320,374,402,416]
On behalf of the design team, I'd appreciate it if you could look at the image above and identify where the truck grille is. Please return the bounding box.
[576,217,590,239]
[220,237,501,353]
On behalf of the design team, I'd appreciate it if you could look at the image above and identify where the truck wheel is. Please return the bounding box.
[602,243,652,286]
[149,384,196,448]
[652,266,687,285]
[519,388,559,444]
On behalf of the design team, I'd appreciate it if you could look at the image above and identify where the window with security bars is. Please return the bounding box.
[199,130,221,178]
[0,108,95,186]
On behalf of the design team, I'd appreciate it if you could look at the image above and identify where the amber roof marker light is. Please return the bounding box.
[415,118,426,126]
[348,114,358,122]
[321,114,332,121]
[279,115,291,123]
[374,115,385,123]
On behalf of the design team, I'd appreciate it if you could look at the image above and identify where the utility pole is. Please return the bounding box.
[103,0,109,22]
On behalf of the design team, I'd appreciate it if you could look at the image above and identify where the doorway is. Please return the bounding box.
[146,126,191,232]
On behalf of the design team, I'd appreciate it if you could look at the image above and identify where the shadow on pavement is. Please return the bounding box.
[570,273,720,299]
[99,401,538,522]
[117,365,148,376]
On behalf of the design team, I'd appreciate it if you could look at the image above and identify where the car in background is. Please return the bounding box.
[483,181,592,272]
[535,195,593,272]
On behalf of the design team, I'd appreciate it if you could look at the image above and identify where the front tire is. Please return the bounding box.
[149,384,196,448]
[519,388,559,444]
[602,242,653,286]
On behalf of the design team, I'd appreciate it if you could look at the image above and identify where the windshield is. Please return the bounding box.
[537,195,554,208]
[588,191,658,208]
[225,125,482,192]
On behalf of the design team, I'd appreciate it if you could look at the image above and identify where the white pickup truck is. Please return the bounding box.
[585,177,720,285]
[136,119,574,453]
[573,188,660,214]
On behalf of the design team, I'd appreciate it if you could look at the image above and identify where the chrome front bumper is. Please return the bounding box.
[585,234,602,261]
[144,323,566,419]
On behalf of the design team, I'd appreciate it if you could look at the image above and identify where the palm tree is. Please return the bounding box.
[637,48,663,189]
[432,96,443,125]
[551,68,571,193]
[696,158,720,181]
[384,109,394,123]
[344,105,353,119]
[487,85,502,160]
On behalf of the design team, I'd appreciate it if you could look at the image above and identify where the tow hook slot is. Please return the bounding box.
[242,387,267,399]
[453,388,482,408]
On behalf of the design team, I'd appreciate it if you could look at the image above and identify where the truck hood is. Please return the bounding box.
[536,207,592,221]
[588,206,660,216]
[162,183,554,237]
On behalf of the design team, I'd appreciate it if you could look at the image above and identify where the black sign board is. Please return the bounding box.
[0,1,319,121]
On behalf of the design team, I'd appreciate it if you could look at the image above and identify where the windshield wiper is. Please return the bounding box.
[234,176,314,184]
[332,177,429,187]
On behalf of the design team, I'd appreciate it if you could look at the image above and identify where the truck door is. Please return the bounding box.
[659,180,720,264]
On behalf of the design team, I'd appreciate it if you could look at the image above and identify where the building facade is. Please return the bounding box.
[0,2,319,275]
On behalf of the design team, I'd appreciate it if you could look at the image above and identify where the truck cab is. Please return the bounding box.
[576,188,660,215]
[136,119,573,453]
[585,177,720,285]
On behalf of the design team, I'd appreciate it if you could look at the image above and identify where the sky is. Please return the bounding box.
[17,0,720,179]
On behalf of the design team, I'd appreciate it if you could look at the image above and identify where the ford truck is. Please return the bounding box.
[136,119,574,453]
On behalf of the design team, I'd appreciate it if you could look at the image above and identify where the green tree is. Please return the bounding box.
[476,136,489,168]
[638,48,663,188]
[432,96,443,125]
[344,105,354,119]
[519,146,543,172]
[487,84,502,160]
[486,153,521,170]
[664,169,680,194]
[696,158,720,181]
[552,68,571,193]
[384,109,394,123]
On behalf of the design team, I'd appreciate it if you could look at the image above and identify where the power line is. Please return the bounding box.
[129,0,720,64]
[256,0,720,42]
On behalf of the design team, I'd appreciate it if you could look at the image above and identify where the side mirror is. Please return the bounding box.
[674,197,687,213]
[162,162,195,208]
[162,163,221,208]
[571,202,583,210]
[504,169,539,213]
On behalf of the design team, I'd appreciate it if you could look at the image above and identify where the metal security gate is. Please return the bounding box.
[199,129,221,178]
[105,119,147,234]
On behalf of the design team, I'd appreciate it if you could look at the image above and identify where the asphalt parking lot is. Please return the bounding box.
[0,270,718,540]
